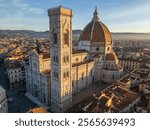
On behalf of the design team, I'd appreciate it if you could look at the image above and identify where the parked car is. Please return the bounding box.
[8,98,13,103]
[17,90,27,95]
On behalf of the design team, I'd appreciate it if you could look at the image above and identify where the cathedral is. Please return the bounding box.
[25,6,123,112]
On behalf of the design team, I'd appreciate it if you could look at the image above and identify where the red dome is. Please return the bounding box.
[79,7,112,45]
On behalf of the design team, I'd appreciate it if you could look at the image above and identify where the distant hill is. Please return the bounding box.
[0,29,150,40]
[0,30,49,38]
[111,33,150,40]
[73,30,150,40]
[0,30,79,39]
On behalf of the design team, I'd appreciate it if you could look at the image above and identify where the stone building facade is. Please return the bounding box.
[4,60,24,89]
[119,59,140,71]
[0,85,8,113]
[25,50,51,108]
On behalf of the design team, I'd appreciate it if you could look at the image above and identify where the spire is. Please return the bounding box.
[92,6,100,21]
[36,40,40,54]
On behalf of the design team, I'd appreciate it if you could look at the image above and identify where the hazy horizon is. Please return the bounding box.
[1,29,150,41]
[0,29,150,34]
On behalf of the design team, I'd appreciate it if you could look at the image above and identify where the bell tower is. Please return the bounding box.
[48,6,73,112]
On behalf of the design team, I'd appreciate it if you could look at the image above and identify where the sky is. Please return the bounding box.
[0,0,150,32]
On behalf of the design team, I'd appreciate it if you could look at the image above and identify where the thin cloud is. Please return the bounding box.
[11,0,44,14]
[0,16,48,31]
[101,1,150,32]
[104,2,150,20]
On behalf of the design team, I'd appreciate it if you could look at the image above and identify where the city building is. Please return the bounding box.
[0,85,8,113]
[76,67,150,113]
[4,60,25,89]
[81,83,140,113]
[119,59,140,71]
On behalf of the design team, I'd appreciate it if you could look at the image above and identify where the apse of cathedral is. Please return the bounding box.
[78,7,123,83]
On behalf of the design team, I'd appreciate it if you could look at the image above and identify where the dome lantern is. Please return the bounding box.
[92,6,100,21]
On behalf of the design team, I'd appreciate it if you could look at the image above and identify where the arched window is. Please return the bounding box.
[107,47,110,51]
[33,63,38,73]
[63,55,69,64]
[82,73,84,80]
[112,75,114,80]
[106,64,108,68]
[64,72,66,79]
[53,71,59,79]
[76,58,78,62]
[56,56,58,63]
[56,72,59,79]
[63,30,69,46]
[67,71,69,78]
[63,56,66,63]
[53,72,55,77]
[72,81,74,88]
[103,74,105,79]
[53,33,57,44]
[120,74,122,78]
[53,55,59,63]
[53,56,55,62]
[67,55,69,62]
[91,70,93,77]
[111,64,113,69]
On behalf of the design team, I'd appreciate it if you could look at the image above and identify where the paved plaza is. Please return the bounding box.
[72,82,108,106]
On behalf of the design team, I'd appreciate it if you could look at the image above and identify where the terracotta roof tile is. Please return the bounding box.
[79,20,112,45]
[106,53,117,61]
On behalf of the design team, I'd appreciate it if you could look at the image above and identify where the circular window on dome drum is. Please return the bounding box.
[76,58,78,62]
[96,48,99,51]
